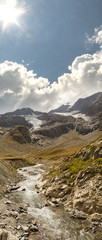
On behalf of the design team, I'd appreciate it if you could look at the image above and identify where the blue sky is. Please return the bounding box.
[0,0,102,112]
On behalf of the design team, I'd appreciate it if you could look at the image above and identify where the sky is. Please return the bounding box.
[0,0,102,113]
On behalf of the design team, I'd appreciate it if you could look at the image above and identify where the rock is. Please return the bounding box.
[67,209,87,220]
[0,223,6,228]
[31,220,37,225]
[0,229,18,240]
[45,186,60,198]
[58,191,65,198]
[99,185,102,191]
[9,211,18,218]
[18,207,27,214]
[4,200,12,205]
[60,184,68,190]
[51,198,61,204]
[90,213,102,221]
[93,146,102,159]
[10,186,20,191]
[21,226,29,232]
[16,225,21,230]
[29,224,38,232]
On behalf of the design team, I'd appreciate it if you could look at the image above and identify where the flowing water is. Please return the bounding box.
[15,164,94,240]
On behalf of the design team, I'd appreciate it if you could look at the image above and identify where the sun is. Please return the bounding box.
[0,0,25,30]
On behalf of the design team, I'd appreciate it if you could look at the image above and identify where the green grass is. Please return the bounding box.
[34,145,82,161]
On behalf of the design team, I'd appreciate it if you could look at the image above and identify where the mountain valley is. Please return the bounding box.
[0,92,102,240]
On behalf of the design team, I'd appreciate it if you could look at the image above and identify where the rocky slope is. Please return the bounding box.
[37,137,102,220]
[0,157,34,198]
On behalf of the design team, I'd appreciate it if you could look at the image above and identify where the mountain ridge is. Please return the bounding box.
[69,92,102,116]
[3,107,43,117]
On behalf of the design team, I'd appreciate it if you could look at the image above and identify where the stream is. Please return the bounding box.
[15,164,94,240]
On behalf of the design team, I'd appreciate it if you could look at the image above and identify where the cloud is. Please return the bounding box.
[0,26,102,113]
[86,25,102,48]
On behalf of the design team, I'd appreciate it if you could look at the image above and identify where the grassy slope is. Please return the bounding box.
[43,136,102,188]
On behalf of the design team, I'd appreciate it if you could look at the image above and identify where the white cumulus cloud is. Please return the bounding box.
[0,26,102,113]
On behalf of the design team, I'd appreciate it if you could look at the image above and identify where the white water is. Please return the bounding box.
[15,165,94,240]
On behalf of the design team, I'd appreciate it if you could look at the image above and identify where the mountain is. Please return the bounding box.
[35,113,93,138]
[35,92,102,138]
[49,92,102,116]
[0,115,32,128]
[3,108,43,117]
[50,104,70,113]
[69,92,102,116]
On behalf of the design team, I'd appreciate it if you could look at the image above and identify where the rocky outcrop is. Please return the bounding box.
[9,125,31,144]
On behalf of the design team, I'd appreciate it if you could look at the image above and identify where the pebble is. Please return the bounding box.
[16,225,21,230]
[4,200,12,205]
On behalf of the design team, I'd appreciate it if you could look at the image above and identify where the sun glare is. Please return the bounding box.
[0,0,25,30]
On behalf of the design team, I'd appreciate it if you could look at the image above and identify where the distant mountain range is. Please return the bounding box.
[0,92,101,130]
